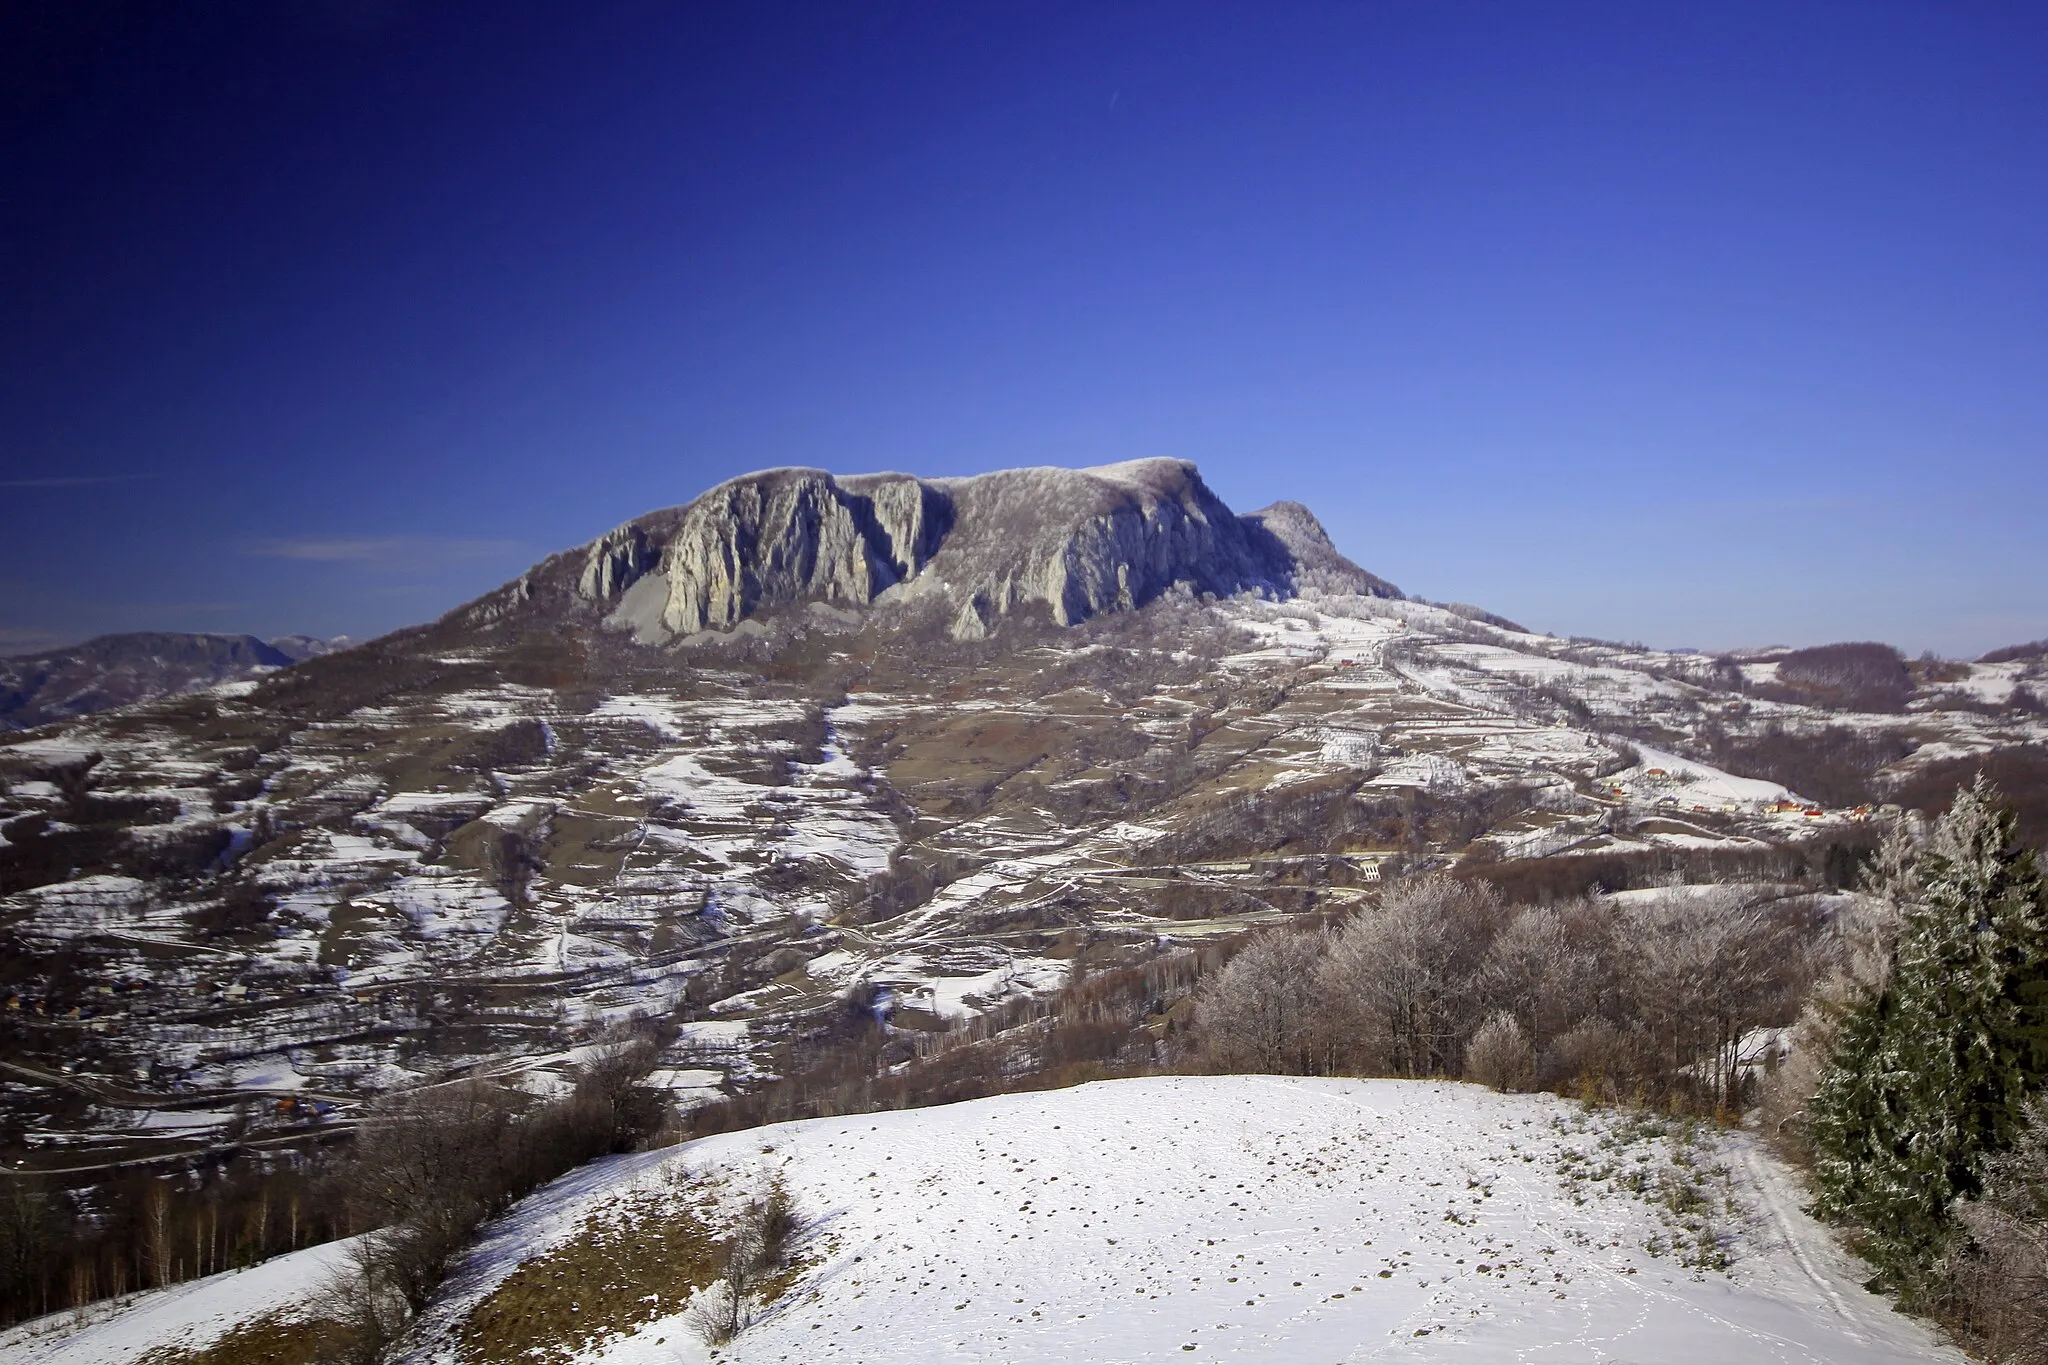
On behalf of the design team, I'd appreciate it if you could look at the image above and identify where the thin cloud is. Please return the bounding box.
[0,627,69,656]
[248,536,523,569]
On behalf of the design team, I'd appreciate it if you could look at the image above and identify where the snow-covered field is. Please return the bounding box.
[637,1078,1958,1365]
[28,1077,1949,1364]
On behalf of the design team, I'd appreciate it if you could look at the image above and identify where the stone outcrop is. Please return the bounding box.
[1242,500,1402,598]
[561,458,1397,643]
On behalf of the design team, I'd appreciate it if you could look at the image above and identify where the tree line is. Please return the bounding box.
[1187,874,1824,1114]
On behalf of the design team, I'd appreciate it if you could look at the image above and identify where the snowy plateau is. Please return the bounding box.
[3,1077,1961,1363]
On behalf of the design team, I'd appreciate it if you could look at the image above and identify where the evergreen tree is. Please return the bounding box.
[1810,776,2048,1296]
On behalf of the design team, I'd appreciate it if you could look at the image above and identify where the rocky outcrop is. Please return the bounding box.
[576,469,954,643]
[1242,500,1402,598]
[561,458,1397,643]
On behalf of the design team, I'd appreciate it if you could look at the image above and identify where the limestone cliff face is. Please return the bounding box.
[558,458,1395,643]
[577,469,954,642]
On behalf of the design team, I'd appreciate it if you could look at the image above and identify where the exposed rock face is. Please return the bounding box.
[0,633,305,730]
[1242,501,1402,599]
[580,469,955,642]
[558,458,1396,643]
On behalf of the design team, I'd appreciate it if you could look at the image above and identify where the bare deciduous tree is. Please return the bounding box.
[691,1170,801,1346]
[1191,929,1331,1074]
[1318,875,1500,1077]
[1476,896,1609,1055]
[346,1080,525,1312]
[1617,887,1813,1113]
[573,1026,668,1152]
[1947,1095,2048,1363]
[142,1180,173,1289]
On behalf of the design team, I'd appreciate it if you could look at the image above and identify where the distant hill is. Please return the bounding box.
[1982,638,2048,664]
[0,631,332,729]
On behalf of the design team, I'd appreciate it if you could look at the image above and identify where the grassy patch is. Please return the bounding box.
[1554,1108,1738,1272]
[137,1311,359,1365]
[456,1183,731,1364]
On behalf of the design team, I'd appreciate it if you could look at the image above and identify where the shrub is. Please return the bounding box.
[1465,1011,1532,1092]
[690,1171,804,1347]
[1946,1094,2048,1362]
[1538,1018,1639,1101]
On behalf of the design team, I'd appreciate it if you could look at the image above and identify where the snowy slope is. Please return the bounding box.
[408,1077,1956,1364]
[0,1235,363,1364]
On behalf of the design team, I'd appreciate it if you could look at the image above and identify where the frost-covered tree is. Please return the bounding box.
[1948,1092,2048,1362]
[1192,929,1331,1074]
[1617,886,1813,1113]
[1317,875,1499,1077]
[1810,777,2048,1295]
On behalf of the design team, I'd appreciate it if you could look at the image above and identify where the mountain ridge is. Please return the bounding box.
[460,458,1399,645]
[0,632,340,730]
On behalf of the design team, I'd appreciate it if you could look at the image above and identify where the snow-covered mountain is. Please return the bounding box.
[0,460,2042,1168]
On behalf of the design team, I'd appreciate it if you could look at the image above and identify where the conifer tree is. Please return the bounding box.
[1810,776,2048,1295]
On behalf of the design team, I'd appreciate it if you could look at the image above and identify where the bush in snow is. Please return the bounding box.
[691,1170,802,1346]
[1465,1011,1532,1092]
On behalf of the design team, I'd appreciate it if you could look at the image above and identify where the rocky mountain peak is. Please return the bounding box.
[536,459,1397,644]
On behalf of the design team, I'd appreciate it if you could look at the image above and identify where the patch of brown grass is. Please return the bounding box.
[455,1187,725,1364]
[137,1311,359,1365]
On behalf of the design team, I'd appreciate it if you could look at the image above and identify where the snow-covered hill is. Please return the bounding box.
[9,1077,1960,1363]
[0,1235,362,1364]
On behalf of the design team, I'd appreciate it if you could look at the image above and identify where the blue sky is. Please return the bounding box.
[3,2,2044,657]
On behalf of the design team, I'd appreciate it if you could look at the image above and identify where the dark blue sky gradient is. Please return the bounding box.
[4,2,2045,655]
